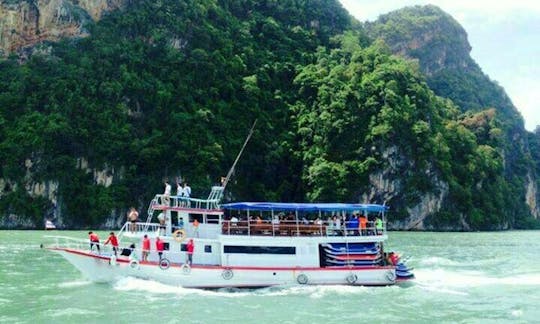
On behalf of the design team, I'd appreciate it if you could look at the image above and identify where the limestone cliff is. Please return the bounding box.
[0,0,124,56]
[366,5,540,224]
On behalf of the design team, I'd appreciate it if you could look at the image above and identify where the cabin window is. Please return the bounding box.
[224,245,296,255]
[180,244,187,252]
[205,245,212,253]
[206,214,220,224]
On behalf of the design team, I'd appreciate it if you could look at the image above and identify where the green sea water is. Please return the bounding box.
[1,230,539,323]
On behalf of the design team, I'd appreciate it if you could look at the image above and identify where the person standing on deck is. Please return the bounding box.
[128,207,139,233]
[183,182,191,207]
[156,236,164,260]
[142,234,150,261]
[186,239,194,265]
[104,232,119,256]
[375,217,383,235]
[183,183,191,198]
[176,177,184,206]
[193,218,200,238]
[359,213,368,236]
[163,179,171,206]
[88,231,100,253]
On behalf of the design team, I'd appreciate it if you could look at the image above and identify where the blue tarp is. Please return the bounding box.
[221,202,388,212]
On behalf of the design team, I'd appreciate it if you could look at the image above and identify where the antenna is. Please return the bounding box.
[221,119,257,190]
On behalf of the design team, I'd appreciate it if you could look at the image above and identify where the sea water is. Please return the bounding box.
[1,230,539,323]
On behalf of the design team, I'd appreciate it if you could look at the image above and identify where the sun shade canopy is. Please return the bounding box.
[221,202,388,213]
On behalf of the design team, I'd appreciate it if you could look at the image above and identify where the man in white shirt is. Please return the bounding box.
[183,183,191,198]
[163,179,171,206]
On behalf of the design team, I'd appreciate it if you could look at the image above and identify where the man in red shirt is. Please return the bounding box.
[186,239,194,265]
[156,236,164,260]
[88,231,100,253]
[104,232,119,256]
[142,234,150,262]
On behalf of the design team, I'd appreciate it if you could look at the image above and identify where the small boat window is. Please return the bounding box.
[224,245,296,255]
[204,245,212,253]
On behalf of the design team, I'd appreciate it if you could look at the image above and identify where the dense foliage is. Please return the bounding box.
[0,1,537,229]
[365,5,539,229]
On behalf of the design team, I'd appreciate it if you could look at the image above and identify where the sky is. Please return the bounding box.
[339,0,540,131]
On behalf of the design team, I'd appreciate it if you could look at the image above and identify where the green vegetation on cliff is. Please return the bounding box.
[0,1,537,230]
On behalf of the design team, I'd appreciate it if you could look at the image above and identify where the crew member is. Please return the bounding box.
[104,232,119,256]
[387,252,400,266]
[88,231,100,253]
[186,239,194,265]
[156,236,164,260]
[142,234,150,261]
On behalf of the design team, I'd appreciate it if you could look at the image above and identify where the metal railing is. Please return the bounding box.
[43,235,193,264]
[221,220,387,237]
[118,221,165,238]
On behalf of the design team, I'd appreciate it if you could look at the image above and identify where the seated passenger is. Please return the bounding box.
[359,214,367,235]
[348,215,359,235]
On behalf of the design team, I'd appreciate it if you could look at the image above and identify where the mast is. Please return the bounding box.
[221,119,257,191]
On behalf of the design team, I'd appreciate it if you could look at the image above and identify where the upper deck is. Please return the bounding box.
[119,187,390,241]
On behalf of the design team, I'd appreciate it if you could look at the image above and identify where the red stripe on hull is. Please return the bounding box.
[50,247,395,271]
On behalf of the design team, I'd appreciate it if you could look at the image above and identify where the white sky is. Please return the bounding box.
[340,0,540,131]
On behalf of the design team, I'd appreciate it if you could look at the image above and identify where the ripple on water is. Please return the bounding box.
[413,268,540,296]
[44,307,100,318]
[58,280,93,288]
[111,277,385,300]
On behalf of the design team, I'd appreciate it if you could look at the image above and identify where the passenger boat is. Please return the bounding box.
[44,186,414,288]
[45,220,56,230]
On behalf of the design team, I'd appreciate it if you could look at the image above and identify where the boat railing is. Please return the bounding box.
[151,186,224,211]
[44,235,200,265]
[118,221,164,238]
[221,220,387,237]
[44,235,118,255]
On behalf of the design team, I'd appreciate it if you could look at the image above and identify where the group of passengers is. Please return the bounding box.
[161,178,191,206]
[224,212,384,236]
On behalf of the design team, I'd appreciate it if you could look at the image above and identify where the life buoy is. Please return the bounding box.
[222,269,233,280]
[159,258,171,270]
[181,263,191,274]
[129,259,139,269]
[346,274,358,284]
[109,255,117,266]
[173,229,186,242]
[297,273,308,285]
[386,270,396,282]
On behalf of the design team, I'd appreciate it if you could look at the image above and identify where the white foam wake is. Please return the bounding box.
[415,269,540,288]
[112,277,376,298]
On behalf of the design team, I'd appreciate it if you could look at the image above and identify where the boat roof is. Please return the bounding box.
[221,202,388,212]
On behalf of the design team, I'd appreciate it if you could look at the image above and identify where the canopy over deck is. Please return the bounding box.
[221,202,388,213]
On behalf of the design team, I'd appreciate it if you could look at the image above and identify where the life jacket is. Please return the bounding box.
[89,233,99,242]
[359,217,367,229]
[390,254,399,265]
[156,239,164,252]
[187,241,194,254]
[142,238,150,251]
[106,235,118,247]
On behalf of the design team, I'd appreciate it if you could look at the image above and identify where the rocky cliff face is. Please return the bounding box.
[0,157,118,228]
[0,0,124,56]
[367,5,540,224]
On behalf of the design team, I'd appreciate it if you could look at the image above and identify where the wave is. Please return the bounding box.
[418,256,461,267]
[415,268,540,288]
[112,277,377,298]
[58,280,92,288]
[44,307,100,318]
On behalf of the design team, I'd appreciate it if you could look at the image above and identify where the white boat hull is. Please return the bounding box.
[52,248,397,287]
